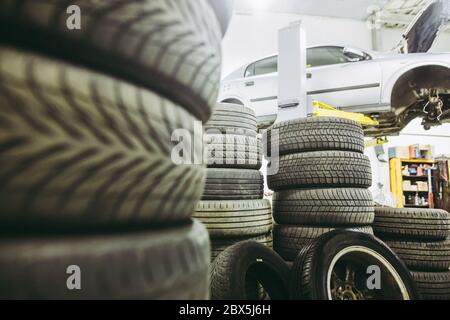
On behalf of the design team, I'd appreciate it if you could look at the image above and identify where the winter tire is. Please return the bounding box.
[0,220,210,300]
[273,188,374,226]
[267,151,372,191]
[0,47,205,229]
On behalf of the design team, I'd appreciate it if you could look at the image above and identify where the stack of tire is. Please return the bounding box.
[0,0,228,299]
[266,117,375,263]
[194,103,273,261]
[373,207,450,300]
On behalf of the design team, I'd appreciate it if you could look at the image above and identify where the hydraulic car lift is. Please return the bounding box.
[276,22,385,148]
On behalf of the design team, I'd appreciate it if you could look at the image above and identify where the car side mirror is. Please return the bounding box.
[343,47,367,62]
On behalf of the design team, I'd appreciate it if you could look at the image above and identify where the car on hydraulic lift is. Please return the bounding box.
[218,0,450,136]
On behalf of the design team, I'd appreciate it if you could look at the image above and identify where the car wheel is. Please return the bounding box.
[290,230,420,300]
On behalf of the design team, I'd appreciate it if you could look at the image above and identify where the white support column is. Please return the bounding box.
[276,21,308,123]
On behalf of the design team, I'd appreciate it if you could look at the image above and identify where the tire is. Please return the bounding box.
[273,224,374,261]
[384,240,450,271]
[373,207,450,240]
[264,117,364,156]
[210,241,290,300]
[411,271,450,300]
[273,188,374,226]
[0,0,222,121]
[203,169,263,201]
[205,103,257,137]
[267,151,372,191]
[0,220,210,299]
[211,233,273,261]
[0,47,205,229]
[290,230,420,300]
[193,200,272,238]
[206,134,262,170]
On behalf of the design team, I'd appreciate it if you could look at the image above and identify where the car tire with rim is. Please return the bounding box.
[290,230,420,300]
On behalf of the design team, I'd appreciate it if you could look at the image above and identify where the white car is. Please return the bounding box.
[219,1,450,136]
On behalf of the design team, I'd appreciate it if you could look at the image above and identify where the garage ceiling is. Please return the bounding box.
[235,0,389,20]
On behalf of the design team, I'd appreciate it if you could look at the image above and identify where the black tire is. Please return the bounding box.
[206,134,262,170]
[290,230,420,300]
[273,188,374,226]
[211,233,273,261]
[205,103,257,137]
[267,151,372,191]
[0,0,222,121]
[193,200,272,239]
[203,169,263,200]
[210,241,290,300]
[384,240,450,271]
[273,224,374,261]
[0,220,210,299]
[373,207,450,240]
[411,271,450,300]
[0,47,205,229]
[264,117,364,156]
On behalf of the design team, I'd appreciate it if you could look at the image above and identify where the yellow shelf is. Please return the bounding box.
[400,159,435,164]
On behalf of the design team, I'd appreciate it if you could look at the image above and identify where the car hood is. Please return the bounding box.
[396,0,450,53]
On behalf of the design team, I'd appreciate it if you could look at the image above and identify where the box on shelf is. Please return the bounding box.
[389,146,410,159]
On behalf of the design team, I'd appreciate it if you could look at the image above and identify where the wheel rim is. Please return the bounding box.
[326,246,410,300]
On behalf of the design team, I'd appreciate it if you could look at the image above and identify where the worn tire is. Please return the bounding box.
[264,117,364,155]
[411,271,450,300]
[273,224,374,261]
[193,200,272,239]
[290,230,420,300]
[0,47,206,229]
[267,151,372,191]
[384,240,450,271]
[211,233,273,261]
[0,0,222,121]
[205,103,257,137]
[273,188,374,226]
[203,169,263,200]
[373,207,450,240]
[210,241,290,300]
[206,134,262,169]
[0,220,210,299]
